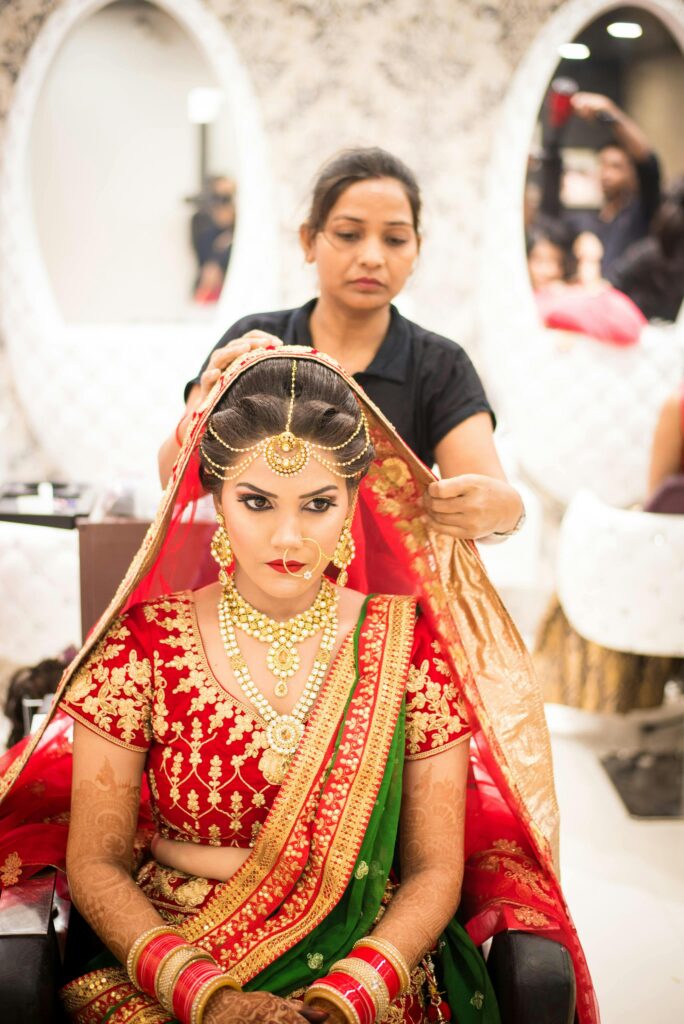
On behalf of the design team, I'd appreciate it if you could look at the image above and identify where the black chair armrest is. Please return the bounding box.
[487,930,576,1024]
[0,872,63,1023]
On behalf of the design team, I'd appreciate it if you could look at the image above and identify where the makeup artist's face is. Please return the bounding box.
[300,177,419,312]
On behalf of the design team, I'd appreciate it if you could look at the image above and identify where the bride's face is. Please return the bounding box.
[218,453,352,611]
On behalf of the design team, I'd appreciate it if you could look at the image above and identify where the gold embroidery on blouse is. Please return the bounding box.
[404,657,469,757]
[62,619,153,748]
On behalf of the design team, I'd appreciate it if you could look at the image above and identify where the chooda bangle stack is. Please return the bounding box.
[304,936,411,1024]
[126,925,242,1023]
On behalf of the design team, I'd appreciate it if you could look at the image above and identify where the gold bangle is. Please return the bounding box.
[305,983,361,1024]
[155,946,216,1014]
[352,937,411,995]
[331,958,390,1020]
[190,974,243,1024]
[126,925,183,988]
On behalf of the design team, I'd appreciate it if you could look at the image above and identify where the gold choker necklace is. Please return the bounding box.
[221,576,338,697]
[217,597,338,785]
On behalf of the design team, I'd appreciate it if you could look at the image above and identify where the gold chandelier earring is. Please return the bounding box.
[332,517,356,587]
[210,510,233,585]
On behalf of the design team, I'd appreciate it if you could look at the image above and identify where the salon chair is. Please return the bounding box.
[558,490,684,659]
[0,876,576,1024]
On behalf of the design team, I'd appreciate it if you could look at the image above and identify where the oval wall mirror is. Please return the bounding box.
[478,0,684,509]
[30,0,240,323]
[0,0,278,483]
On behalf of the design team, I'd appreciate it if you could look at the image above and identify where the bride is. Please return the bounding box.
[0,348,598,1024]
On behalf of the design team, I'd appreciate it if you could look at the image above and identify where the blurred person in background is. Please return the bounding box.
[540,92,661,279]
[526,217,646,345]
[611,176,684,323]
[191,175,236,303]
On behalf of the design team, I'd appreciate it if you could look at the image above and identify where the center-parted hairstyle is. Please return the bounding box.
[198,358,375,495]
[304,147,422,235]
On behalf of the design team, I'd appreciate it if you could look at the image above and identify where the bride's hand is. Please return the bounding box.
[422,474,524,540]
[198,332,283,402]
[203,989,326,1024]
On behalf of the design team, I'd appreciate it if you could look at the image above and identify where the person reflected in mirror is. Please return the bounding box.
[160,148,525,543]
[526,216,575,292]
[540,92,661,279]
[191,175,236,304]
[611,176,684,323]
[527,217,646,346]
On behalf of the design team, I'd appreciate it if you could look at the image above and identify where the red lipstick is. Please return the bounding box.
[268,560,305,574]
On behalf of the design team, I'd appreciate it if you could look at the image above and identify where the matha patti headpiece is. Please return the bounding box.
[200,359,371,481]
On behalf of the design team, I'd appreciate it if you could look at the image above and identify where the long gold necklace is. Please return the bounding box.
[221,576,338,697]
[217,597,338,785]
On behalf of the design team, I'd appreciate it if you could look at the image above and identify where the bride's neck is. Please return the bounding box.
[231,567,321,619]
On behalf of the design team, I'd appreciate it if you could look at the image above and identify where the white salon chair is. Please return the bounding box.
[506,324,683,509]
[0,522,80,665]
[557,490,684,658]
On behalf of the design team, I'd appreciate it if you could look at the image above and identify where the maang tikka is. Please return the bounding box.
[200,359,372,482]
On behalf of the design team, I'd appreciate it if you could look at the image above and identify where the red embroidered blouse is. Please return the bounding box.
[61,593,470,848]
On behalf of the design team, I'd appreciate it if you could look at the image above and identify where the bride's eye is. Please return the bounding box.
[305,497,336,513]
[238,494,272,511]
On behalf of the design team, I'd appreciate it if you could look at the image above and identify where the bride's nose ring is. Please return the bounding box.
[282,539,332,580]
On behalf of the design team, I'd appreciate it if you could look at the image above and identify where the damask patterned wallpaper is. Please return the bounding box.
[0,0,563,475]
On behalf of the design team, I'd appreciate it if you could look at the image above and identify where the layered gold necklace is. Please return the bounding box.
[221,576,338,697]
[217,583,339,785]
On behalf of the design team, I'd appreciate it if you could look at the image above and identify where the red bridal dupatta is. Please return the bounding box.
[0,347,599,1024]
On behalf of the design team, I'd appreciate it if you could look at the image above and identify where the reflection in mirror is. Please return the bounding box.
[525,5,684,335]
[29,0,238,323]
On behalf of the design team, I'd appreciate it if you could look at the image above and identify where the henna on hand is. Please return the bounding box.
[370,742,468,966]
[67,729,164,963]
[203,990,313,1024]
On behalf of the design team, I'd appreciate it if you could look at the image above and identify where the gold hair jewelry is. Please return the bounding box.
[210,511,233,585]
[200,360,372,481]
[218,586,338,784]
[221,576,337,698]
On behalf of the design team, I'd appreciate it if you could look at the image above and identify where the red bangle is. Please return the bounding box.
[173,959,225,1024]
[136,933,187,997]
[350,947,401,1001]
[324,971,375,1024]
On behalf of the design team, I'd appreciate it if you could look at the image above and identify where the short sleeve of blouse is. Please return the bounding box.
[61,607,153,752]
[404,613,471,760]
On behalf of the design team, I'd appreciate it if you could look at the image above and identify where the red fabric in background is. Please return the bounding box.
[535,285,647,345]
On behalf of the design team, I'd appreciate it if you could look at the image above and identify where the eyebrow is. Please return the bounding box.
[330,214,413,227]
[236,483,340,498]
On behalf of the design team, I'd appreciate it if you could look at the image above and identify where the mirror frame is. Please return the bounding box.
[0,0,279,482]
[477,0,684,415]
